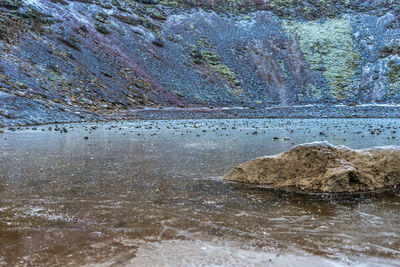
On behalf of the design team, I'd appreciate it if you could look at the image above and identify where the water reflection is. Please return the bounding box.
[0,119,399,266]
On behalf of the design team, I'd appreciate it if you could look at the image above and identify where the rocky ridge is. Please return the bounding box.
[1,0,400,125]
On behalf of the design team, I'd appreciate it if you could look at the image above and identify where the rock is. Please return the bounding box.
[112,15,142,26]
[15,91,26,97]
[152,37,164,47]
[101,71,112,78]
[58,36,81,51]
[190,49,202,59]
[15,82,27,89]
[135,0,159,4]
[96,23,110,35]
[50,0,69,5]
[0,0,20,10]
[93,12,108,23]
[222,141,400,193]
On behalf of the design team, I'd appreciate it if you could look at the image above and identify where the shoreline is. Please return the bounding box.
[3,104,400,127]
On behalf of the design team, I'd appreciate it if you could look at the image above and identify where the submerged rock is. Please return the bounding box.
[223,141,400,193]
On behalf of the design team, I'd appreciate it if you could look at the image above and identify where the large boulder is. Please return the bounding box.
[223,141,400,192]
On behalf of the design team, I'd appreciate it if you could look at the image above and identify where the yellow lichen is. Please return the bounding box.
[284,17,360,100]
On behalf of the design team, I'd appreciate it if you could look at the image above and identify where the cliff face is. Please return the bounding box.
[0,0,399,125]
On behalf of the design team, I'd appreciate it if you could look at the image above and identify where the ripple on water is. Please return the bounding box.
[1,119,400,266]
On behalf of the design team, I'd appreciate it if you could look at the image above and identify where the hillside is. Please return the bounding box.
[1,0,400,125]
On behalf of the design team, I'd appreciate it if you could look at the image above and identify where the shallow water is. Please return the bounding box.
[1,119,400,266]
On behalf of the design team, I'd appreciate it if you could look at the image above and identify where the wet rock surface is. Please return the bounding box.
[224,141,400,192]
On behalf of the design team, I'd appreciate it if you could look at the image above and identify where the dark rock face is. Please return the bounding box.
[0,92,100,125]
[223,141,400,193]
[0,0,400,125]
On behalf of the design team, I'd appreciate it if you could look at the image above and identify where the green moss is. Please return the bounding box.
[278,59,288,78]
[269,0,350,18]
[112,0,121,6]
[158,0,179,7]
[189,47,241,92]
[226,84,243,96]
[308,83,321,99]
[387,60,400,95]
[172,90,184,97]
[93,12,108,23]
[187,37,241,93]
[131,0,356,18]
[96,23,110,34]
[284,17,360,100]
[201,51,220,65]
[200,51,240,88]
[215,64,236,82]
[380,43,400,58]
[189,22,196,29]
[142,17,158,31]
[269,0,293,10]
[297,92,306,100]
[269,0,350,16]
[167,35,183,43]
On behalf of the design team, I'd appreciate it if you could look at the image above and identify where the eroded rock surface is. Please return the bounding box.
[223,141,400,192]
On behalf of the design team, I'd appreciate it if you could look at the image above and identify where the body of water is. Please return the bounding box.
[1,119,399,266]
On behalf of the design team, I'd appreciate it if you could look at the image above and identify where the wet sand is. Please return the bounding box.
[1,119,400,266]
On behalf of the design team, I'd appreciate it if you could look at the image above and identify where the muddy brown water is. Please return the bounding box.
[1,119,399,266]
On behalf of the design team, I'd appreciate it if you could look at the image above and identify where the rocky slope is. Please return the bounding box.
[0,0,400,125]
[223,141,400,192]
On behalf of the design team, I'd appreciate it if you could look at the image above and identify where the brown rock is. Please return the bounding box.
[152,38,164,47]
[223,141,400,192]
